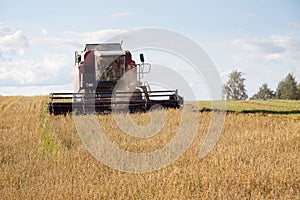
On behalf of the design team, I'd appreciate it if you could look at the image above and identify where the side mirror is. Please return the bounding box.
[77,55,81,63]
[75,51,78,64]
[139,53,144,63]
[75,51,81,64]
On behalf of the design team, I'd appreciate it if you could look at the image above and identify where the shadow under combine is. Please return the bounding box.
[240,109,300,115]
[197,107,300,115]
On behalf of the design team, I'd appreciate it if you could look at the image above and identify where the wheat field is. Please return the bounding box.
[0,96,299,199]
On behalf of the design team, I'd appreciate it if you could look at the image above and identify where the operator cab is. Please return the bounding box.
[74,43,138,93]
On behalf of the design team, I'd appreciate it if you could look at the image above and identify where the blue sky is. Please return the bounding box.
[0,0,300,98]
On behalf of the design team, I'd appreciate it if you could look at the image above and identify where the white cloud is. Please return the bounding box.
[0,54,71,86]
[0,23,29,60]
[0,23,11,36]
[31,29,123,50]
[265,53,281,61]
[111,12,135,19]
[230,35,300,63]
[241,13,256,19]
[0,23,74,89]
[287,22,300,29]
[43,54,69,73]
[0,60,40,84]
[231,37,285,54]
[270,35,300,51]
[30,37,79,50]
[42,28,48,35]
[0,84,73,96]
[75,29,123,44]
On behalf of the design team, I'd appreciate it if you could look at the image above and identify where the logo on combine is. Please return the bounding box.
[48,28,226,173]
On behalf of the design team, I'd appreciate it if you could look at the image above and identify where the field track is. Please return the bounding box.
[0,96,299,199]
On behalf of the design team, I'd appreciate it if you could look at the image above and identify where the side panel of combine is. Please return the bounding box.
[72,64,80,93]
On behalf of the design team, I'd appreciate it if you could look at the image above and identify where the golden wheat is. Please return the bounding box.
[0,96,299,199]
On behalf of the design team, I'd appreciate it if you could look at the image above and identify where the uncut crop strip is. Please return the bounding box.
[40,99,56,157]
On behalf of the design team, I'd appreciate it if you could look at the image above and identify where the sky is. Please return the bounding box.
[0,0,300,99]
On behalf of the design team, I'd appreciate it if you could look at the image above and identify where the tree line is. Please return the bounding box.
[223,70,300,100]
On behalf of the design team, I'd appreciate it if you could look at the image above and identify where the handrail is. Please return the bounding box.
[137,63,151,82]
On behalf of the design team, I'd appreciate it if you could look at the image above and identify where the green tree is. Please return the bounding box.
[224,70,248,100]
[297,83,300,99]
[276,73,298,100]
[251,83,275,100]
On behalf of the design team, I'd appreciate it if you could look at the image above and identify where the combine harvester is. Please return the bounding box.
[47,43,183,115]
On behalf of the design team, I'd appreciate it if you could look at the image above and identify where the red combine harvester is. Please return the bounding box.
[47,43,183,115]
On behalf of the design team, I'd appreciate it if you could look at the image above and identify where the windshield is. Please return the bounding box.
[95,55,125,81]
